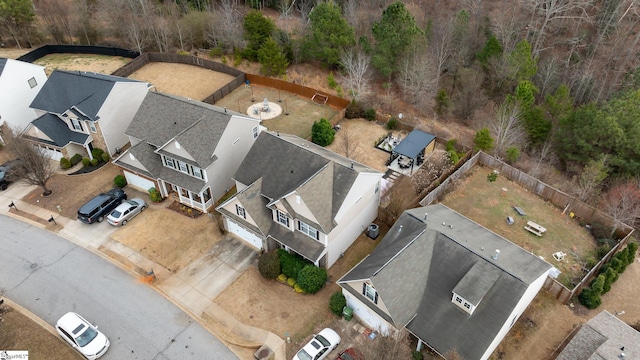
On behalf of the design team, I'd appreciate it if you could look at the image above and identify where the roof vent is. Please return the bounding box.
[398,225,403,233]
[493,249,500,261]
[351,162,354,169]
[424,213,428,220]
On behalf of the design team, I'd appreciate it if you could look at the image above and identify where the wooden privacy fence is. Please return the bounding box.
[418,151,634,303]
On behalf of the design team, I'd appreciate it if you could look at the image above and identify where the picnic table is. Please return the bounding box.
[525,220,546,236]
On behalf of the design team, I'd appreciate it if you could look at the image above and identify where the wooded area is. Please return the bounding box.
[3,0,640,225]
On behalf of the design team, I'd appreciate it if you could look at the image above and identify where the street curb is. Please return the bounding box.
[1,297,59,337]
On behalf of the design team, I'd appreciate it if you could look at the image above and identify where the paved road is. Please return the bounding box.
[0,215,238,360]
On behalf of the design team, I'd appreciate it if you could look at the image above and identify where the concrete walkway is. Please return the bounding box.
[0,183,285,360]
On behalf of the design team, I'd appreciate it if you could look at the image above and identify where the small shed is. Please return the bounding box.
[389,129,436,170]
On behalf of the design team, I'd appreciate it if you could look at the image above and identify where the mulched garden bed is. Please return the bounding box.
[167,201,204,219]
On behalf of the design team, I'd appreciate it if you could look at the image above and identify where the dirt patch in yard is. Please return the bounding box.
[21,163,122,219]
[33,53,131,76]
[127,62,235,101]
[109,207,222,273]
[0,303,83,360]
[212,227,387,359]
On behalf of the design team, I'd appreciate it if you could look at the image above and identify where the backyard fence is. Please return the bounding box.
[17,45,139,63]
[417,150,635,303]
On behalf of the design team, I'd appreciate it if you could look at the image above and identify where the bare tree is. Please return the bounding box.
[429,21,453,94]
[4,128,56,196]
[397,44,435,110]
[526,0,593,56]
[534,55,561,98]
[359,329,414,360]
[208,0,243,52]
[491,101,526,158]
[575,156,608,202]
[334,127,361,160]
[340,48,373,102]
[34,0,73,44]
[529,138,555,177]
[452,66,487,123]
[600,178,640,236]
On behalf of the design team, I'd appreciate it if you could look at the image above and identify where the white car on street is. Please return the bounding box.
[55,312,110,359]
[293,328,341,360]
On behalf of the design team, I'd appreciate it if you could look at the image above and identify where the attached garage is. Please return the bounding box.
[345,293,390,335]
[41,146,63,161]
[124,171,156,192]
[226,219,263,250]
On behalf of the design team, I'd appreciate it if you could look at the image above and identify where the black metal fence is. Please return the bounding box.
[16,45,139,63]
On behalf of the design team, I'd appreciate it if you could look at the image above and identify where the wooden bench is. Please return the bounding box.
[525,221,546,236]
[513,206,526,216]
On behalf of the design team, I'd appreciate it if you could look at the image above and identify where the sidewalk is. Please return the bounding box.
[0,183,285,360]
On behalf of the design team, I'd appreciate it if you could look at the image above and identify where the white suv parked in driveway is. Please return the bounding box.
[55,312,110,359]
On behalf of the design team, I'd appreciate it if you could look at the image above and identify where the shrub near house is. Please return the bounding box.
[258,249,328,294]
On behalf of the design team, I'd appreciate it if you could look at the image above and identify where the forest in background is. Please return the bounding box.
[3,0,640,227]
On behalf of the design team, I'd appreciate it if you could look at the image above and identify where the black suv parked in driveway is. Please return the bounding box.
[78,188,127,224]
[0,159,22,191]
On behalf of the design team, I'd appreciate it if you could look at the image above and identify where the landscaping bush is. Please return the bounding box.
[277,274,287,283]
[596,244,611,259]
[296,264,327,294]
[101,152,110,162]
[505,147,520,163]
[91,148,104,161]
[82,157,91,167]
[614,248,629,273]
[364,108,376,121]
[287,277,296,287]
[327,72,337,89]
[278,249,309,279]
[589,222,611,240]
[114,174,127,188]
[294,284,304,293]
[70,153,83,166]
[60,157,71,170]
[627,241,638,263]
[329,291,346,316]
[487,172,498,182]
[412,351,424,360]
[90,158,99,166]
[610,257,624,273]
[258,249,281,279]
[578,274,605,309]
[602,267,619,294]
[345,101,364,119]
[386,117,398,129]
[148,187,163,202]
[311,118,335,146]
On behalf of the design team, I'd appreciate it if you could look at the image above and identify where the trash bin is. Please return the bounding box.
[368,224,379,239]
[343,306,353,321]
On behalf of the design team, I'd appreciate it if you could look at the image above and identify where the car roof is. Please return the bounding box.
[57,312,88,332]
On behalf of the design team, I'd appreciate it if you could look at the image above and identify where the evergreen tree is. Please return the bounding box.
[243,10,275,61]
[258,37,289,77]
[302,2,355,69]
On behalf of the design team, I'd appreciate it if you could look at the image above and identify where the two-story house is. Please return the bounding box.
[0,58,47,139]
[216,131,384,268]
[22,70,149,160]
[113,91,263,212]
[338,204,552,360]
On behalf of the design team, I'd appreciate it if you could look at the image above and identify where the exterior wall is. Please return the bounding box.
[116,151,153,173]
[343,280,391,315]
[481,271,550,360]
[425,140,436,154]
[0,60,46,132]
[285,192,318,224]
[326,174,381,267]
[204,116,262,202]
[24,124,54,142]
[98,82,149,156]
[65,143,86,158]
[343,289,392,335]
[219,197,260,228]
[161,139,196,160]
[272,203,294,231]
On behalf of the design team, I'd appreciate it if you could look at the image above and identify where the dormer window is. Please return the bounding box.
[362,283,378,304]
[89,122,97,133]
[235,204,246,219]
[71,118,83,131]
[452,293,475,314]
[276,210,290,227]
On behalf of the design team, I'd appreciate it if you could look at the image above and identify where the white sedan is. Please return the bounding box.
[107,198,146,226]
[293,328,341,360]
[55,312,110,359]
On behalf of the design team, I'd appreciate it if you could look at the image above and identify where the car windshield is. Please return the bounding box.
[296,349,312,360]
[316,334,330,347]
[75,325,98,347]
[110,210,122,218]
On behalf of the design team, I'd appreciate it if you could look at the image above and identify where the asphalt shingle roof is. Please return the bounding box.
[30,70,139,118]
[31,113,89,147]
[0,58,7,75]
[339,204,552,360]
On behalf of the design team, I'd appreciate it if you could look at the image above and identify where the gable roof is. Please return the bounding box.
[556,311,640,359]
[28,113,89,147]
[339,204,551,360]
[392,129,435,158]
[30,70,140,118]
[0,58,6,75]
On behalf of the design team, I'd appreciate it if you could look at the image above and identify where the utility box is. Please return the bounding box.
[343,306,353,321]
[368,224,379,239]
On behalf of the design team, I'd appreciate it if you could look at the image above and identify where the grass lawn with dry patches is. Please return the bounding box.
[442,165,596,288]
[33,53,131,76]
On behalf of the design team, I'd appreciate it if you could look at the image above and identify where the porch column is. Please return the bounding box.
[416,339,423,351]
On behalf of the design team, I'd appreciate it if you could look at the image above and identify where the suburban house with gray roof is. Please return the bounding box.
[555,310,639,359]
[337,204,552,360]
[22,70,149,161]
[113,91,263,212]
[0,58,47,140]
[216,131,383,268]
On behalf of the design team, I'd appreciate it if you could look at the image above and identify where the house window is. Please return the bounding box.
[164,156,175,168]
[203,188,211,202]
[464,302,471,309]
[362,283,378,304]
[71,119,83,131]
[89,122,97,133]
[191,166,203,179]
[276,210,289,227]
[177,160,189,173]
[252,126,259,139]
[28,77,37,88]
[455,296,463,304]
[236,204,246,219]
[298,221,319,240]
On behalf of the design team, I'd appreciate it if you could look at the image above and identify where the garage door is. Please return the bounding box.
[227,219,263,250]
[346,294,390,335]
[42,147,63,161]
[124,171,155,192]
